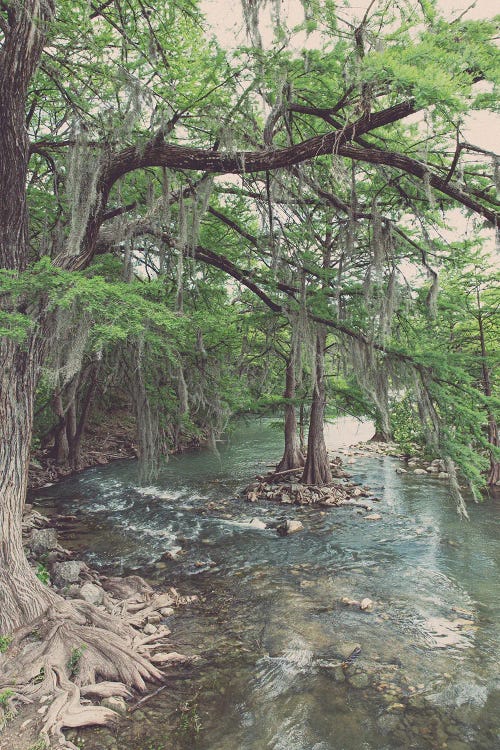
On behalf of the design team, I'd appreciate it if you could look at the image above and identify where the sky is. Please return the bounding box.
[201,0,499,152]
[199,0,498,254]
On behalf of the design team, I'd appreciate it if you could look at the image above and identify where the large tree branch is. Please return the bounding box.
[102,101,417,186]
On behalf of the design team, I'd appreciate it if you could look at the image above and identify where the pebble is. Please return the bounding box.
[360,598,374,611]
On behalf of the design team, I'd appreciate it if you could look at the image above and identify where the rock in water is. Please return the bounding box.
[360,598,374,611]
[413,468,428,475]
[248,518,267,530]
[276,519,304,536]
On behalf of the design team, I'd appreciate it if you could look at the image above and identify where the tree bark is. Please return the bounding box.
[301,329,332,486]
[0,0,56,635]
[276,355,305,472]
[0,337,56,634]
[52,393,70,465]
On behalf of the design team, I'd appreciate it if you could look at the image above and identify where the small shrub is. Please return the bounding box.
[0,690,13,706]
[36,563,50,585]
[67,645,87,678]
[0,635,12,653]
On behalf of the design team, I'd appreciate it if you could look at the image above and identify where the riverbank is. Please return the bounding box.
[0,501,198,750]
[28,408,206,491]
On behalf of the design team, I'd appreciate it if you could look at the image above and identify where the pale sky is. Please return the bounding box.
[201,0,499,152]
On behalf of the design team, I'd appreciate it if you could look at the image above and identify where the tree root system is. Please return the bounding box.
[0,511,197,750]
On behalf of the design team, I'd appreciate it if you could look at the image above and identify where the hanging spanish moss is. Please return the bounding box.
[45,305,91,389]
[349,338,391,439]
[189,176,213,252]
[493,155,500,194]
[176,190,187,311]
[444,457,470,520]
[65,127,101,257]
[425,269,439,318]
[423,169,436,209]
[241,0,263,47]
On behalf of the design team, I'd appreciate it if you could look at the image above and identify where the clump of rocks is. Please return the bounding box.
[244,456,376,508]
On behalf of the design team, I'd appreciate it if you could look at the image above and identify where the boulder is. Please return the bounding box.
[413,468,428,475]
[349,672,370,689]
[364,513,382,521]
[101,696,127,716]
[360,598,374,611]
[276,519,304,536]
[29,528,58,555]
[395,468,407,474]
[52,560,84,587]
[143,623,157,635]
[438,472,450,479]
[78,582,104,606]
[248,518,267,530]
[336,642,361,660]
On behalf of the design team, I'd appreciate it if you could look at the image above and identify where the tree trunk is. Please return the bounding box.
[0,338,56,634]
[52,393,70,464]
[276,355,305,472]
[301,329,332,485]
[0,0,56,635]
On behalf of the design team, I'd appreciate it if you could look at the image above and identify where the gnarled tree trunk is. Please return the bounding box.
[0,337,56,634]
[276,354,305,472]
[0,0,56,635]
[301,328,332,486]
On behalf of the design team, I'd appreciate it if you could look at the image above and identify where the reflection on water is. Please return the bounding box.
[34,419,500,750]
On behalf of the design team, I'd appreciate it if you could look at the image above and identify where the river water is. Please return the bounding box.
[33,418,500,750]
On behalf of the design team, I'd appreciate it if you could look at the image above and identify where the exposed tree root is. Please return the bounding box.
[0,578,193,749]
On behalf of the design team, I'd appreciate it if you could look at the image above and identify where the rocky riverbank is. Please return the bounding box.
[0,504,198,750]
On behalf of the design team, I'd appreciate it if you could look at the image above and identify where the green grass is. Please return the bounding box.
[0,635,12,653]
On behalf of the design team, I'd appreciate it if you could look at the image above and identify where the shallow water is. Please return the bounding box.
[34,418,500,750]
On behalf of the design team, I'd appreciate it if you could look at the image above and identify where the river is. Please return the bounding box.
[33,418,500,750]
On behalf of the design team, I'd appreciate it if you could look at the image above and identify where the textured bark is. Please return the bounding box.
[0,0,56,635]
[276,356,305,473]
[53,393,70,465]
[301,329,332,486]
[0,337,56,634]
[68,361,101,470]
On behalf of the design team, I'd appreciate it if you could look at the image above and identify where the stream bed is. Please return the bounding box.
[32,418,500,750]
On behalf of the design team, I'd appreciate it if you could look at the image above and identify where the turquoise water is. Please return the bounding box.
[34,419,500,750]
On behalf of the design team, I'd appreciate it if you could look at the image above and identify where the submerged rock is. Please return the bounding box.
[349,672,370,689]
[360,598,374,611]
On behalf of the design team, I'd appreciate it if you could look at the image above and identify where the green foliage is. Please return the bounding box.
[28,740,48,750]
[35,563,51,585]
[0,690,13,706]
[391,395,425,455]
[0,636,12,654]
[178,700,202,737]
[67,645,87,678]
